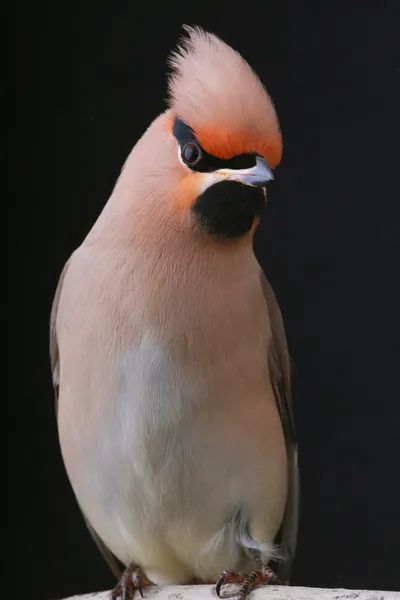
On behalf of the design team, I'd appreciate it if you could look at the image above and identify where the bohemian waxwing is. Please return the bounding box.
[50,25,299,600]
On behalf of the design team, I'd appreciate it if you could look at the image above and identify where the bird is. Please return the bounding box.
[50,25,299,600]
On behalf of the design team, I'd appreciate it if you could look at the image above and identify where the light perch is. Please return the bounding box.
[63,584,400,600]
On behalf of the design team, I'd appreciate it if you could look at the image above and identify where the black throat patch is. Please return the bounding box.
[193,180,265,238]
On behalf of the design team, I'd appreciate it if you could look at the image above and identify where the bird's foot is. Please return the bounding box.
[215,566,283,600]
[111,562,152,600]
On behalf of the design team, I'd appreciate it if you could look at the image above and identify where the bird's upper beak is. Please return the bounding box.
[216,156,274,187]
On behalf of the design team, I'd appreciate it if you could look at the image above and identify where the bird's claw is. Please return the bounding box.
[111,563,150,600]
[132,574,144,598]
[215,566,283,600]
[216,571,244,597]
[215,571,244,598]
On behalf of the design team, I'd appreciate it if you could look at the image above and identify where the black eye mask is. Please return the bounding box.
[173,116,261,173]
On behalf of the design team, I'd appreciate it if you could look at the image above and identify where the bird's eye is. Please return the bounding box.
[181,143,201,166]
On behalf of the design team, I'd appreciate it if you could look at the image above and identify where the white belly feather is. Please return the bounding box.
[60,329,286,584]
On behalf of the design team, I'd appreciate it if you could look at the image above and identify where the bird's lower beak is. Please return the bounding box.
[217,156,274,187]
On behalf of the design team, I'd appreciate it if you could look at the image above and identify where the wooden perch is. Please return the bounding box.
[64,584,400,600]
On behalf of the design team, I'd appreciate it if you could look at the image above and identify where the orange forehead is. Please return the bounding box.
[164,113,282,168]
[195,124,283,168]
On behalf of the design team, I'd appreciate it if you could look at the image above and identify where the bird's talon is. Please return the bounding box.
[215,570,228,596]
[111,563,149,600]
[133,575,144,598]
[215,570,245,597]
[214,565,282,600]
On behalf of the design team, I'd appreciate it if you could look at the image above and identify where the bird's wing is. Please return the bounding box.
[50,258,123,580]
[260,272,300,584]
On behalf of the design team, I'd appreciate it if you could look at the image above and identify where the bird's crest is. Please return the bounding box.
[167,26,282,167]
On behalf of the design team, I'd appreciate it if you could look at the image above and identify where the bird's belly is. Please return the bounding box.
[59,334,287,583]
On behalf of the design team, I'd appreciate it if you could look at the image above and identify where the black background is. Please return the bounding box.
[13,2,400,599]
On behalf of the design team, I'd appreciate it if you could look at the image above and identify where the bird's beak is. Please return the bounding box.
[216,156,274,187]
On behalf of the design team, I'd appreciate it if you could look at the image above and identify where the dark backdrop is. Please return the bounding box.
[13,2,400,599]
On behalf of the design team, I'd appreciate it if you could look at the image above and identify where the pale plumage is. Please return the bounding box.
[50,25,299,598]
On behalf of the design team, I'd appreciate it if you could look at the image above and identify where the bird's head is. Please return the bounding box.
[164,26,282,239]
[117,26,282,242]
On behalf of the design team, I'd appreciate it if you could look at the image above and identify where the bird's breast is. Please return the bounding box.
[57,246,287,575]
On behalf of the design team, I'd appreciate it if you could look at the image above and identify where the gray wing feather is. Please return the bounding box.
[50,258,122,580]
[261,273,300,584]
